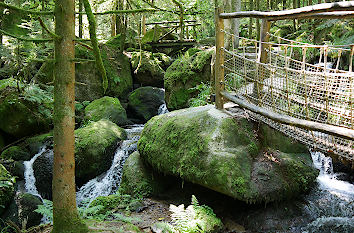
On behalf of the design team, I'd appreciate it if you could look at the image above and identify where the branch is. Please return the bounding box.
[0,2,53,15]
[75,8,158,15]
[38,17,60,39]
[82,0,108,93]
[221,91,354,140]
[219,1,354,20]
[75,40,93,50]
[0,29,53,42]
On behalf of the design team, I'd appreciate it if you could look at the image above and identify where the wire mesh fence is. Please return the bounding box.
[222,32,353,161]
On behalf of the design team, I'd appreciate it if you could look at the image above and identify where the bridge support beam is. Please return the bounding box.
[215,7,225,110]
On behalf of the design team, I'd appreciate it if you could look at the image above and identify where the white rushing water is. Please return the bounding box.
[23,146,47,197]
[76,124,145,206]
[302,151,354,232]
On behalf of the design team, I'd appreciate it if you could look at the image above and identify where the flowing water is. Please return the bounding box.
[301,151,354,232]
[76,124,145,206]
[23,146,47,197]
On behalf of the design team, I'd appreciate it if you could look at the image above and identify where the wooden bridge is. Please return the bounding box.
[214,1,354,166]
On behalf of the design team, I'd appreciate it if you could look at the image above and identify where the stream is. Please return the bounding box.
[22,103,354,231]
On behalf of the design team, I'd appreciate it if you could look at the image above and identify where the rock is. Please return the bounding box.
[1,146,31,161]
[119,151,167,197]
[164,49,214,110]
[130,51,171,87]
[36,43,133,102]
[138,105,318,203]
[33,149,53,200]
[84,96,130,126]
[24,132,52,155]
[2,193,43,229]
[2,160,25,180]
[33,120,127,194]
[306,217,354,233]
[0,84,52,138]
[0,164,15,215]
[127,87,165,123]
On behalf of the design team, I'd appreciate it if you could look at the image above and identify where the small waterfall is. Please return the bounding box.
[76,124,144,205]
[158,103,169,115]
[302,151,354,232]
[23,146,47,197]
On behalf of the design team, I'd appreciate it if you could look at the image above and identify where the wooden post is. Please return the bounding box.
[215,7,225,110]
[142,15,146,35]
[256,19,270,104]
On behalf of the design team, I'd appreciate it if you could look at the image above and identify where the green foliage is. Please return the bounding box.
[35,192,142,223]
[157,195,223,233]
[188,83,211,107]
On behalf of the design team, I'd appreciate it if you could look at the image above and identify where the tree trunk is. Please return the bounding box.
[249,0,253,38]
[79,0,83,38]
[0,0,4,45]
[116,0,124,35]
[52,0,88,232]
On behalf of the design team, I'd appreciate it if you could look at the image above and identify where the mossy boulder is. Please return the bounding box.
[138,105,318,203]
[119,151,166,197]
[36,43,133,102]
[84,96,130,126]
[0,164,15,215]
[1,193,43,229]
[24,132,53,155]
[33,120,127,197]
[164,49,214,110]
[1,146,31,161]
[130,51,171,87]
[0,84,52,138]
[75,119,127,186]
[128,87,165,123]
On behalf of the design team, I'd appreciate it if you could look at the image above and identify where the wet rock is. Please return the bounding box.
[128,87,165,123]
[1,193,43,229]
[306,217,354,233]
[164,49,214,110]
[138,105,318,203]
[1,146,31,161]
[33,120,127,196]
[84,96,130,126]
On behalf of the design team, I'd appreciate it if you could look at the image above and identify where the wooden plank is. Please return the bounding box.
[221,91,354,140]
[219,1,354,20]
[215,7,225,110]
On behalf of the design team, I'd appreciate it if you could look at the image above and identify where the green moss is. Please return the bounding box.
[105,34,123,50]
[141,25,178,44]
[84,96,128,126]
[52,210,88,233]
[260,123,308,153]
[164,49,214,110]
[74,120,127,185]
[0,164,15,215]
[1,146,30,161]
[25,132,53,154]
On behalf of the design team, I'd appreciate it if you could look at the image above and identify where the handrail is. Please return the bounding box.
[219,1,354,20]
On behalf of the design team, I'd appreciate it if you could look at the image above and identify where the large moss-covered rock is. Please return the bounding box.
[0,83,52,138]
[1,193,43,229]
[128,87,165,123]
[1,146,31,161]
[75,119,127,185]
[0,164,15,215]
[141,25,178,44]
[33,120,127,197]
[119,151,166,197]
[36,43,133,101]
[84,96,129,126]
[138,105,318,203]
[164,49,214,110]
[130,51,171,87]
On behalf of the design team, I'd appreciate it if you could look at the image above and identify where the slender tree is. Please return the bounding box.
[52,0,88,232]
